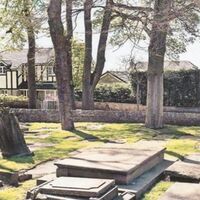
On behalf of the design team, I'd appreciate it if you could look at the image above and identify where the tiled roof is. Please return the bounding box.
[0,48,54,69]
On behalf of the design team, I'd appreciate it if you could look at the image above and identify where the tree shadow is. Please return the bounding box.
[165,150,185,160]
[6,154,35,164]
[72,130,121,144]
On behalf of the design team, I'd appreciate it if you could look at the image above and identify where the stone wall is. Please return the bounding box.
[12,109,200,126]
[76,102,200,113]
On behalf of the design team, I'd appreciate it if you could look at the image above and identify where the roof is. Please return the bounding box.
[101,71,130,83]
[129,61,198,72]
[18,81,57,90]
[0,48,54,69]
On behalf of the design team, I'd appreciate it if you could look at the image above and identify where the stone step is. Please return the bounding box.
[55,142,165,184]
[118,159,173,200]
[159,182,200,200]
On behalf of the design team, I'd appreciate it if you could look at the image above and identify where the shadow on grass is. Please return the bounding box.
[7,155,34,164]
[165,150,185,160]
[72,130,121,144]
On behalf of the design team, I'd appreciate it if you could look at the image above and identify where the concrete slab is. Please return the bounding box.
[159,182,200,200]
[119,160,173,199]
[165,161,200,183]
[55,143,165,184]
[40,177,116,198]
[184,153,200,164]
[25,160,58,178]
[37,173,56,185]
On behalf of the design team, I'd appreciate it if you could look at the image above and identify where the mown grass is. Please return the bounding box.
[0,122,200,200]
[142,181,173,200]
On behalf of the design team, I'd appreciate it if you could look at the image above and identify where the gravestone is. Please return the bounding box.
[55,143,165,184]
[27,177,119,200]
[159,182,200,200]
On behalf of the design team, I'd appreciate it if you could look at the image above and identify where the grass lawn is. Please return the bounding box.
[0,122,200,200]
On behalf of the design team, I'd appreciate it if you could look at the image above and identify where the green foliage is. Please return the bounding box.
[0,95,28,108]
[72,40,85,88]
[131,69,200,107]
[0,0,46,50]
[75,83,134,103]
[143,181,173,200]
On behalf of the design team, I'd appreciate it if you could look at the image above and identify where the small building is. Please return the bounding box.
[98,71,130,85]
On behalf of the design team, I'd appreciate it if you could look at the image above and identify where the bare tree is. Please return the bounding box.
[82,0,113,109]
[48,0,74,130]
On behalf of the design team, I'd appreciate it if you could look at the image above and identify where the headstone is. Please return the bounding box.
[55,143,165,184]
[159,182,200,200]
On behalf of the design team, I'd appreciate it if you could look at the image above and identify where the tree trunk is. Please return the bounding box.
[27,27,36,109]
[82,0,112,110]
[145,0,172,129]
[66,0,75,109]
[82,0,93,110]
[48,0,74,130]
[0,108,31,158]
[25,0,37,109]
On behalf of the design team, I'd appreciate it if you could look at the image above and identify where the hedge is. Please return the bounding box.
[75,83,135,103]
[131,69,200,107]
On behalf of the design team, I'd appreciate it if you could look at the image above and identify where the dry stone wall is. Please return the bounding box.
[11,109,200,126]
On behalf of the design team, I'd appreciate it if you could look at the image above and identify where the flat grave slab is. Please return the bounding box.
[55,142,165,184]
[29,177,118,200]
[159,182,200,200]
[165,154,200,182]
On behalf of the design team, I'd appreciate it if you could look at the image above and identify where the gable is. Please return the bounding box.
[99,73,126,84]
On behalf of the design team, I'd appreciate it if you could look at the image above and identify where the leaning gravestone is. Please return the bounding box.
[0,107,31,158]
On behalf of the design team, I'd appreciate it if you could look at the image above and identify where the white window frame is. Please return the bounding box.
[0,66,6,75]
[47,66,55,76]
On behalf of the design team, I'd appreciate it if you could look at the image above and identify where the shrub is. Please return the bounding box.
[0,95,28,108]
[75,83,135,103]
[130,69,200,107]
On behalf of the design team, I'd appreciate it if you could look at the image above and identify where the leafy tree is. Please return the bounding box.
[0,0,46,108]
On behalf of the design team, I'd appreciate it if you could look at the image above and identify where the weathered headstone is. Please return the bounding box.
[55,143,165,184]
[0,108,31,158]
[159,182,200,200]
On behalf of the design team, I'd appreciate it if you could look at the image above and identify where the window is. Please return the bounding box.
[47,66,55,76]
[0,66,6,75]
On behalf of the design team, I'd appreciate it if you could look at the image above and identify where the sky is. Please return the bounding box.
[37,31,200,72]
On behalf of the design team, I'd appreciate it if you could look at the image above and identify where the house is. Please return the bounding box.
[0,48,57,101]
[0,48,198,103]
[98,71,130,85]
